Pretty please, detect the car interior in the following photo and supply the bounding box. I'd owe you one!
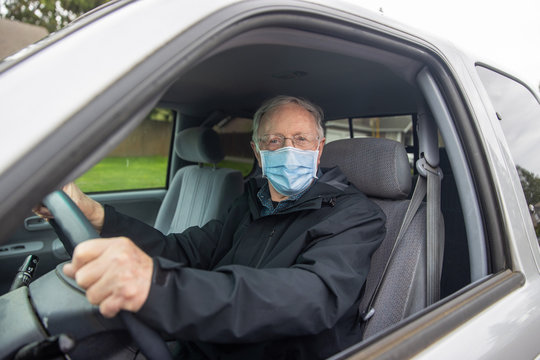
[0,14,495,359]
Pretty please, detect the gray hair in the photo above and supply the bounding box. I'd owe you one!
[252,95,324,148]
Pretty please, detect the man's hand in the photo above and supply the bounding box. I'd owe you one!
[33,182,105,232]
[63,237,153,318]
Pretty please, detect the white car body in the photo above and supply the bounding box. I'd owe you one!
[0,1,539,359]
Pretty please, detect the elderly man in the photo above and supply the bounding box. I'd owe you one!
[41,95,385,359]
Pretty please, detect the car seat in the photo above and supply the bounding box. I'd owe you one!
[320,137,431,339]
[154,127,244,234]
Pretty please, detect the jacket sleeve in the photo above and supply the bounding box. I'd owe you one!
[101,205,224,269]
[135,199,386,343]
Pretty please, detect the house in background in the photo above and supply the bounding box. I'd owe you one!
[0,18,48,60]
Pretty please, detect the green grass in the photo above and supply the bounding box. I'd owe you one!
[213,160,254,177]
[75,156,254,193]
[75,156,168,193]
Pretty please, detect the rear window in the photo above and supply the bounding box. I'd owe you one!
[325,115,415,165]
[212,117,255,177]
[326,115,413,144]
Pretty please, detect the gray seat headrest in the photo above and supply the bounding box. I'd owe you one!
[320,137,411,200]
[175,127,224,164]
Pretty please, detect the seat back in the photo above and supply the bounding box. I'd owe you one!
[154,127,244,234]
[320,137,427,338]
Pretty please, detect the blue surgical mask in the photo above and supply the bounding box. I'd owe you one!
[260,146,319,196]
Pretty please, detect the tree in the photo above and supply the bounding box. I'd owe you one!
[2,0,109,32]
[517,165,540,206]
[517,166,540,237]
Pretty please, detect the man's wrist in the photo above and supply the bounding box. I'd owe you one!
[90,202,105,233]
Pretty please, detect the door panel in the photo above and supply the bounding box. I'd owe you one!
[92,189,166,227]
[0,216,60,295]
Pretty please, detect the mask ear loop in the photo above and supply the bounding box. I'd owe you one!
[254,139,267,178]
[313,140,321,179]
[259,149,268,178]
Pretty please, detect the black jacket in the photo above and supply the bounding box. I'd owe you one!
[101,167,386,359]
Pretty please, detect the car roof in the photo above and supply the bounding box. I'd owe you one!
[162,28,423,120]
[0,0,464,123]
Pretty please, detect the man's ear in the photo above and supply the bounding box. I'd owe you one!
[316,138,326,167]
[250,141,262,168]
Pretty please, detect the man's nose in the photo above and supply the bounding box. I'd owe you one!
[283,137,294,147]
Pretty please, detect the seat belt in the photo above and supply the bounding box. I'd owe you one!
[360,176,427,322]
[360,160,444,322]
[424,161,443,305]
[415,109,444,306]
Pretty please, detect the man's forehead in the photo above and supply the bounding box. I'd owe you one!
[260,103,317,129]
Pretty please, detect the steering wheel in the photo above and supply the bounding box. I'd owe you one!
[42,190,172,360]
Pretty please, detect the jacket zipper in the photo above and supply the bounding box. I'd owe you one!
[256,226,275,268]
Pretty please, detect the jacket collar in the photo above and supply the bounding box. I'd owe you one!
[247,166,351,219]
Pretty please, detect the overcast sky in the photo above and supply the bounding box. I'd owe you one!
[353,0,540,91]
[2,0,538,90]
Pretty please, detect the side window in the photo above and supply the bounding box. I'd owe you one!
[75,108,175,192]
[212,117,255,177]
[476,66,540,238]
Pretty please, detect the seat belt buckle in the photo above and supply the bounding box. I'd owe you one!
[361,307,375,322]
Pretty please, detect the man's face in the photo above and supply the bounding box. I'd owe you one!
[250,102,326,167]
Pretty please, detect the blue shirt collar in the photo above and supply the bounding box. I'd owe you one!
[257,181,311,217]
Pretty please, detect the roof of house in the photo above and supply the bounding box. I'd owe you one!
[0,18,48,60]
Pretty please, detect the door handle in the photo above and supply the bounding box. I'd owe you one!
[24,216,52,231]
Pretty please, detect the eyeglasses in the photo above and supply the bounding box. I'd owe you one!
[258,134,320,151]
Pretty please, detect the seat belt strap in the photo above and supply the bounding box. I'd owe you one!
[360,176,427,322]
[425,163,443,305]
